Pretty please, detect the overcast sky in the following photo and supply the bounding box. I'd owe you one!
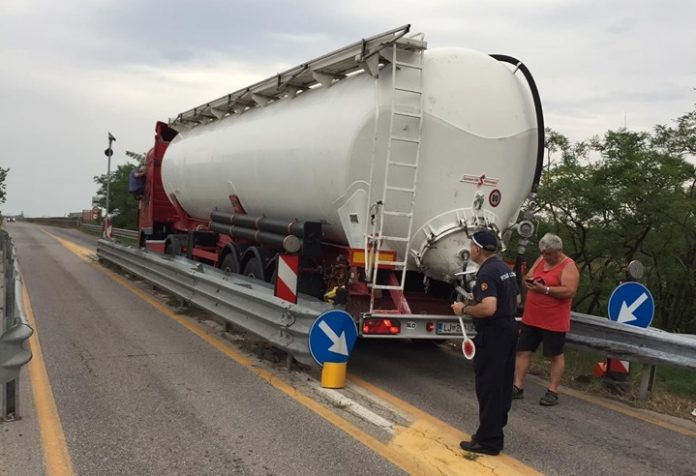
[1,0,694,217]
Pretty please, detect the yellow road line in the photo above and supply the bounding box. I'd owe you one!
[49,232,696,470]
[43,232,424,474]
[23,283,75,476]
[48,232,544,474]
[526,375,696,438]
[349,375,543,475]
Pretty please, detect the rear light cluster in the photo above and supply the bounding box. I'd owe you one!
[362,318,401,335]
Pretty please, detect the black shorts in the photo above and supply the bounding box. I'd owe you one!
[517,323,566,357]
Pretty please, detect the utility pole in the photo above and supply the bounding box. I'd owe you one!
[104,132,116,217]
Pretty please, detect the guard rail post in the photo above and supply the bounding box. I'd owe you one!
[638,363,657,401]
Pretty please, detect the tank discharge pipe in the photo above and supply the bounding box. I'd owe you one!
[211,211,304,237]
[209,222,301,253]
[489,54,545,193]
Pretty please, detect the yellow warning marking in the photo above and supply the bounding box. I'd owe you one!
[48,232,546,474]
[23,283,75,476]
[350,375,542,475]
[45,233,424,474]
[50,232,695,472]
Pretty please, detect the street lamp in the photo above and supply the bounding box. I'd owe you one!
[104,132,116,217]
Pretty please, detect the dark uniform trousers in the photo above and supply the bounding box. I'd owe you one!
[472,318,517,451]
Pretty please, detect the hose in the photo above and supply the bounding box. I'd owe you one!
[489,54,545,193]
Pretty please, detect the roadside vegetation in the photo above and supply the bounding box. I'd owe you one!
[510,104,696,419]
[528,350,696,420]
[0,165,9,222]
[507,104,696,333]
[93,159,142,229]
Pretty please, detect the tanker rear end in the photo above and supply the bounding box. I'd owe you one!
[137,26,544,340]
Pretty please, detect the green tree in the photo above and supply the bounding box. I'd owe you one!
[93,159,142,229]
[0,166,9,205]
[654,103,696,155]
[528,113,696,332]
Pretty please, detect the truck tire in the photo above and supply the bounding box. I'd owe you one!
[243,255,265,281]
[221,252,240,275]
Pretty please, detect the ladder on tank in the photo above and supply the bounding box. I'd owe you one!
[366,34,426,313]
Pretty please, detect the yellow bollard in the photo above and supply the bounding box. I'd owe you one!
[320,362,347,389]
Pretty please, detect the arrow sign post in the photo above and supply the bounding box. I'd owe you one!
[318,320,349,356]
[308,310,358,366]
[309,310,358,389]
[608,282,655,329]
[607,281,656,391]
[617,292,649,324]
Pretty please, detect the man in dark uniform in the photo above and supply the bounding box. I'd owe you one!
[128,166,146,200]
[452,229,520,456]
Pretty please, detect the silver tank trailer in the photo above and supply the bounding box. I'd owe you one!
[162,47,539,282]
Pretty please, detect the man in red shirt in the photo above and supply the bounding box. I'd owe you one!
[513,233,580,406]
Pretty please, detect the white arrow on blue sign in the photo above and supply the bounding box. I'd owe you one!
[308,310,358,366]
[608,282,655,328]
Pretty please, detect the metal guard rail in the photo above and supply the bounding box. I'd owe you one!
[83,224,139,240]
[97,239,331,367]
[567,312,696,370]
[1,233,34,421]
[97,240,696,371]
[1,241,33,386]
[4,261,34,375]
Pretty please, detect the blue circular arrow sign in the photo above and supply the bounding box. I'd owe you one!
[608,282,655,328]
[308,310,358,366]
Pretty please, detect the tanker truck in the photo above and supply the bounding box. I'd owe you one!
[136,25,544,339]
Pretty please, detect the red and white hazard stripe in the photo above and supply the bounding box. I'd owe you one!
[275,254,299,304]
[103,218,113,240]
[608,358,630,375]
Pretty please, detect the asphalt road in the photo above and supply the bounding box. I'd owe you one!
[5,223,403,476]
[3,222,695,475]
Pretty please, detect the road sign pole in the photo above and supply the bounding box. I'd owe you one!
[605,277,655,385]
[104,133,116,217]
[321,362,348,389]
[106,153,111,216]
[308,310,358,389]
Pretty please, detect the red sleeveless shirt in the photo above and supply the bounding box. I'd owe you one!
[522,256,575,332]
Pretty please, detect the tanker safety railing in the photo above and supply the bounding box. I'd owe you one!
[96,239,696,373]
[97,239,332,367]
[170,24,425,129]
[0,230,34,421]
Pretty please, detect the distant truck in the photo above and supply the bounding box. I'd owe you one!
[135,25,544,339]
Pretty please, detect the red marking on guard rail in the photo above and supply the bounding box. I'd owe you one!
[275,254,299,304]
[103,219,112,240]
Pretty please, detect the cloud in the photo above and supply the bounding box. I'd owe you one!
[0,0,695,216]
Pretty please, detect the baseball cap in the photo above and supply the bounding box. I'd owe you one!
[471,229,498,251]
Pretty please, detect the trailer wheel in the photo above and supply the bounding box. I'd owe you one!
[243,255,265,281]
[221,252,240,275]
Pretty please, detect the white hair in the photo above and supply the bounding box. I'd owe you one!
[539,233,563,252]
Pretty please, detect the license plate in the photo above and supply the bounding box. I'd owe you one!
[436,321,475,335]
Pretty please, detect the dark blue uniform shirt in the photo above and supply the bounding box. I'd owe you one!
[472,256,519,329]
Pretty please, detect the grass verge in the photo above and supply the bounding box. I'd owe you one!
[528,349,696,422]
